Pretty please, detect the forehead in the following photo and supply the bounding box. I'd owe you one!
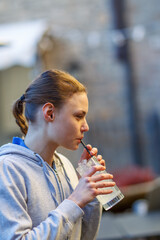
[63,92,88,112]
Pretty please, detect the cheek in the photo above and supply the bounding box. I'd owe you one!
[64,123,77,137]
[56,121,73,138]
[61,123,79,144]
[53,117,79,140]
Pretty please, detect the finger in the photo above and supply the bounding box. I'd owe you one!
[99,159,106,167]
[97,155,102,161]
[90,147,98,157]
[86,144,92,151]
[91,173,113,182]
[95,180,115,189]
[80,144,92,161]
[83,175,115,188]
[84,165,106,177]
[96,155,106,167]
[96,188,113,195]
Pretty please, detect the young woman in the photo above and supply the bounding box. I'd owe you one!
[0,70,114,240]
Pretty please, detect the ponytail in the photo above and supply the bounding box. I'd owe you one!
[12,97,28,136]
[12,69,87,136]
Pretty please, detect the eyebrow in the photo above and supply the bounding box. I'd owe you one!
[73,110,87,116]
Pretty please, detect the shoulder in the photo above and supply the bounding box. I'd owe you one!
[0,155,27,197]
[0,154,21,172]
[0,146,42,186]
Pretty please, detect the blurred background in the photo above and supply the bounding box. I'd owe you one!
[0,0,160,239]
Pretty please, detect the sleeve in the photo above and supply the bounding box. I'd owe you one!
[81,199,102,240]
[0,159,84,240]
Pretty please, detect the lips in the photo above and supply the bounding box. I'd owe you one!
[77,137,83,141]
[76,137,83,143]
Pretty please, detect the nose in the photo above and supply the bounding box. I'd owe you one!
[81,119,89,132]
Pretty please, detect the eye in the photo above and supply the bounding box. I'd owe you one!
[76,115,83,120]
[74,111,86,120]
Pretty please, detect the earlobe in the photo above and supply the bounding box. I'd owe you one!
[42,103,55,122]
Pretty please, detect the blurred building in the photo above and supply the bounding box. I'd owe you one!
[0,0,160,176]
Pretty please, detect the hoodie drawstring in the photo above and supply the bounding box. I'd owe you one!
[35,153,61,206]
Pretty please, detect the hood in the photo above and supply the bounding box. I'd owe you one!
[0,142,73,205]
[0,143,41,166]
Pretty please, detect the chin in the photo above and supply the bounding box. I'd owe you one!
[65,143,79,151]
[73,145,79,150]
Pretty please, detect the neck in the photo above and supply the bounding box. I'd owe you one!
[24,131,58,167]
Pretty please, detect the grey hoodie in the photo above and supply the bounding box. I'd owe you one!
[0,143,102,240]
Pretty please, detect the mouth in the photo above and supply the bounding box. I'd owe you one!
[76,137,83,143]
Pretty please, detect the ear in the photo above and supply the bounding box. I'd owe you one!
[42,103,55,122]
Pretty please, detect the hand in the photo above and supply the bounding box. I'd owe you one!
[68,164,115,208]
[80,144,106,167]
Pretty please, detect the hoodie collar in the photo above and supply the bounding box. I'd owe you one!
[12,137,29,149]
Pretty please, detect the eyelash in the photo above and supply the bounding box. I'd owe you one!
[76,115,83,120]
